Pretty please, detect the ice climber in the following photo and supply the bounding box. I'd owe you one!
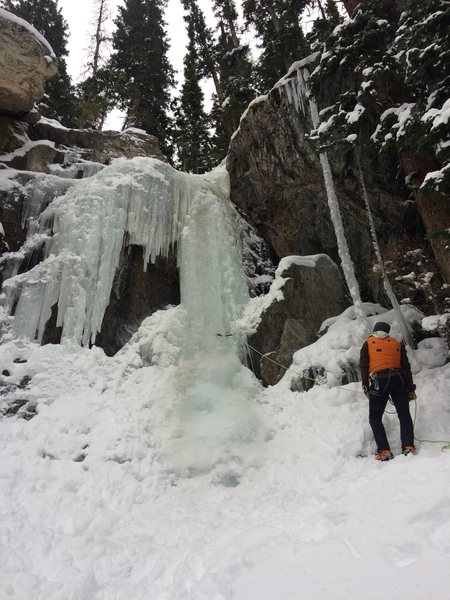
[360,321,416,461]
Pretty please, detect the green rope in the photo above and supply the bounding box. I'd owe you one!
[243,338,364,395]
[221,332,450,451]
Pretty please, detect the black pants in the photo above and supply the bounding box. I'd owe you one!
[369,371,414,452]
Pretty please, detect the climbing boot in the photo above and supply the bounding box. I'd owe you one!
[402,445,416,456]
[375,450,394,462]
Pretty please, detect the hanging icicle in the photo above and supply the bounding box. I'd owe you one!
[355,152,417,349]
[1,158,249,351]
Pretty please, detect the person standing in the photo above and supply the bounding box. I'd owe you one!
[360,321,416,461]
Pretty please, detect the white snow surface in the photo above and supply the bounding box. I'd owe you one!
[0,8,56,60]
[1,301,449,600]
[0,139,55,162]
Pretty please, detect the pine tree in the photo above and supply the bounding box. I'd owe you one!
[181,0,223,105]
[175,14,212,173]
[212,0,256,152]
[242,0,310,91]
[1,0,77,125]
[307,0,342,48]
[77,66,116,130]
[111,0,174,158]
[392,0,450,282]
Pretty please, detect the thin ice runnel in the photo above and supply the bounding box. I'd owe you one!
[355,154,416,349]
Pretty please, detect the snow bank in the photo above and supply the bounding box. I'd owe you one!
[289,303,425,387]
[0,301,449,599]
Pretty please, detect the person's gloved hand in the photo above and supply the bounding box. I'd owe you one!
[409,391,417,401]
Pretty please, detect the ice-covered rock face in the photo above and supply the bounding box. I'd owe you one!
[2,157,249,355]
[0,9,58,115]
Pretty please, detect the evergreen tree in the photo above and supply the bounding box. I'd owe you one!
[175,14,213,173]
[242,0,310,91]
[212,0,256,154]
[1,0,77,125]
[393,0,450,178]
[181,0,223,104]
[307,0,342,48]
[111,0,174,158]
[77,66,116,130]
[309,0,450,288]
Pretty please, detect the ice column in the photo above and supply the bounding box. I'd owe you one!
[355,155,416,348]
[179,169,249,358]
[282,66,368,329]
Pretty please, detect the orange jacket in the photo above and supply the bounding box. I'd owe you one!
[367,335,401,374]
[359,335,414,391]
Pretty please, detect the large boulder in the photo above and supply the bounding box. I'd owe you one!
[0,9,58,115]
[248,254,349,386]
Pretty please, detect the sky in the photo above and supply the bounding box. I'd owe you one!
[59,0,218,84]
[58,0,235,129]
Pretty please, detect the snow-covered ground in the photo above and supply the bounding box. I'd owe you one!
[0,303,449,600]
[1,150,448,599]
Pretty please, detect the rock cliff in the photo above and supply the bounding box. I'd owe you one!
[227,73,419,304]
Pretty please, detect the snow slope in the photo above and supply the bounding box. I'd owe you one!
[0,149,448,599]
[0,304,449,600]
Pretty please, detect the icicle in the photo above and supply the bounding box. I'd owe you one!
[2,158,249,351]
[303,68,369,333]
[21,176,73,232]
[355,154,417,349]
[279,68,309,118]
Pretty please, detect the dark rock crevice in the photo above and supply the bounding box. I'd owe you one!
[95,245,180,356]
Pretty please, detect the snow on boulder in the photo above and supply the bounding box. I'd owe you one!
[0,8,58,115]
[242,254,349,386]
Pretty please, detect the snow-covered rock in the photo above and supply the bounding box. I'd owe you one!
[243,254,348,386]
[0,8,58,115]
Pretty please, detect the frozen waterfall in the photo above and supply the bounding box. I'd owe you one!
[2,157,249,354]
[1,157,265,478]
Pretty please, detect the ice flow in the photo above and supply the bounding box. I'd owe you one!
[3,157,249,352]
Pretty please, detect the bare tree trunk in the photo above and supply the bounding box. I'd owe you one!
[342,0,360,16]
[266,1,281,33]
[92,0,109,76]
[317,0,327,20]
